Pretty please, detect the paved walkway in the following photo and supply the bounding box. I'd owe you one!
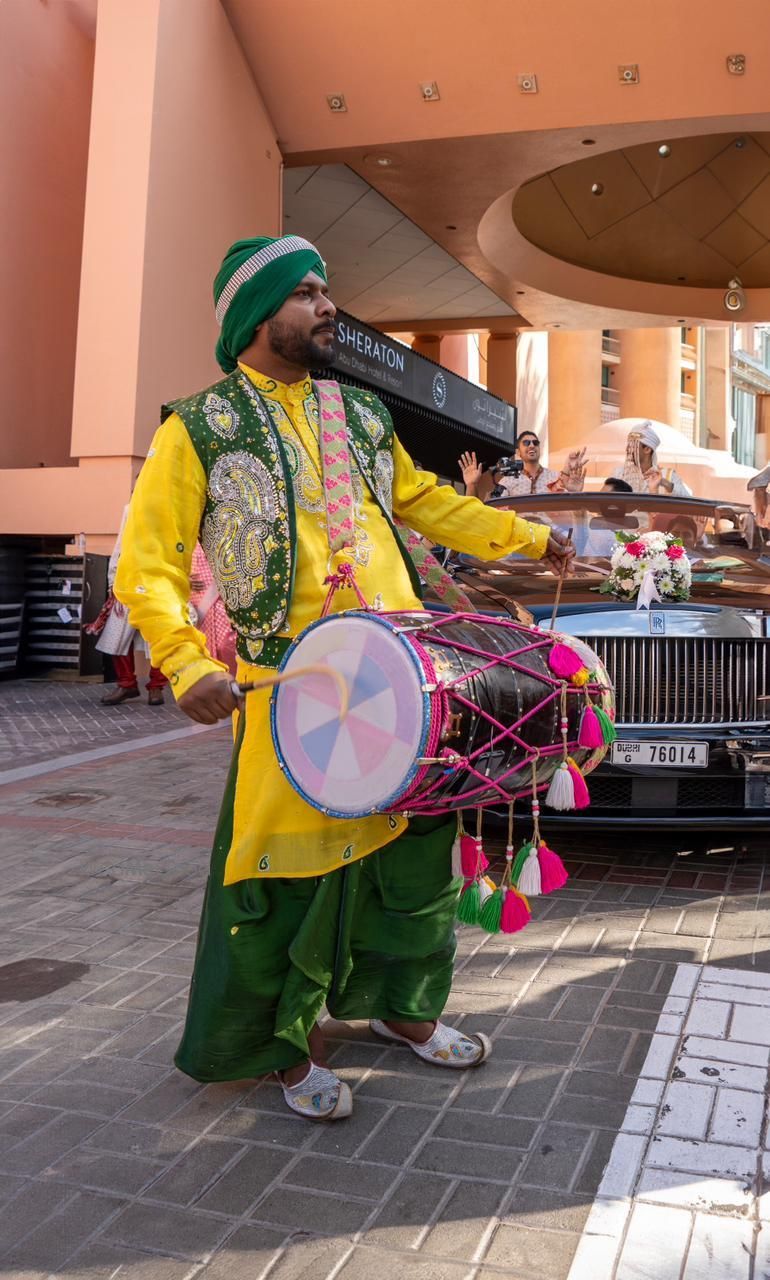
[0,684,767,1278]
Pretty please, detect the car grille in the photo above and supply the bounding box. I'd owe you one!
[587,776,745,810]
[584,636,770,727]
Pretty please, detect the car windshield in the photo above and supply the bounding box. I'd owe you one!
[450,492,770,612]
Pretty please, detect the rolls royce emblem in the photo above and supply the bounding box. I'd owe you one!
[650,610,665,634]
[432,371,448,410]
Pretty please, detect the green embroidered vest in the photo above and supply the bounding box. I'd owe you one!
[162,370,421,664]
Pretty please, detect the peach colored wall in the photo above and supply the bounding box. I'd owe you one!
[134,0,282,454]
[516,332,549,457]
[548,330,603,454]
[0,0,93,471]
[618,328,681,426]
[0,0,281,542]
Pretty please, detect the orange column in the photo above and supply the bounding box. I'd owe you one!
[439,334,470,379]
[486,334,517,402]
[618,328,681,427]
[547,330,602,454]
[703,328,732,451]
[411,335,441,363]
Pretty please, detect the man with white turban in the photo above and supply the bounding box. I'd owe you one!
[114,233,571,1123]
[614,422,692,496]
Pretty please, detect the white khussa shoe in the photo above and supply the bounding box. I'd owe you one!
[278,1062,352,1120]
[370,1019,491,1068]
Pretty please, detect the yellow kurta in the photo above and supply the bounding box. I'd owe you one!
[115,365,550,882]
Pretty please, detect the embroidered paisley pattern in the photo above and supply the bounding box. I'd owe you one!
[352,399,385,444]
[203,393,239,440]
[202,452,279,611]
[238,376,272,424]
[373,449,394,514]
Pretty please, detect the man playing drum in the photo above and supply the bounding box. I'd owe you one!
[115,234,571,1121]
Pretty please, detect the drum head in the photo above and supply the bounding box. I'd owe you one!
[272,613,428,817]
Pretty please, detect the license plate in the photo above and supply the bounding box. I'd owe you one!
[611,741,709,768]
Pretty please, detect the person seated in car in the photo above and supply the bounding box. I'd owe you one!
[614,423,692,496]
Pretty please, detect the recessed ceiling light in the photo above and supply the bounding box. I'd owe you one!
[445,224,457,230]
[581,138,596,146]
[364,153,395,168]
[658,143,671,157]
[735,137,747,149]
[677,319,686,324]
[618,64,640,84]
[517,73,538,94]
[420,81,440,102]
[326,93,347,113]
[677,276,687,282]
[727,53,746,75]
[591,182,604,196]
[516,290,526,295]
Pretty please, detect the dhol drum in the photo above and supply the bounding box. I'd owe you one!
[271,609,614,819]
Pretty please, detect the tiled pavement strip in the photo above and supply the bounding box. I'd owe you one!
[0,682,768,1277]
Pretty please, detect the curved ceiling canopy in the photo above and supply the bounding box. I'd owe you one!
[513,132,770,290]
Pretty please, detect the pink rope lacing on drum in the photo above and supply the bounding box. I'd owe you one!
[386,611,605,815]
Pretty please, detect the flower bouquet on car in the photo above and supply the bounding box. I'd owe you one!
[600,530,691,608]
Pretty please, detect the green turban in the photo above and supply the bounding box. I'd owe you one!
[213,235,327,372]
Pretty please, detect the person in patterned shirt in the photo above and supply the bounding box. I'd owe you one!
[459,431,587,500]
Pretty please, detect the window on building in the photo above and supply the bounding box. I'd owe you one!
[601,364,611,388]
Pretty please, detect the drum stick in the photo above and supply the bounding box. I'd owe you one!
[233,663,349,719]
[549,527,573,631]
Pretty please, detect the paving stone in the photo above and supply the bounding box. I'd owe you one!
[363,1172,450,1249]
[49,1147,162,1195]
[413,1135,523,1181]
[3,1112,104,1174]
[681,1034,769,1068]
[355,1104,437,1165]
[338,1247,469,1280]
[615,1200,692,1280]
[646,1134,757,1180]
[673,1056,767,1092]
[495,1013,585,1044]
[565,1070,636,1104]
[731,1003,770,1046]
[433,1108,537,1150]
[252,1186,374,1236]
[85,1119,191,1161]
[550,1093,629,1131]
[708,1086,764,1147]
[484,1222,581,1275]
[283,1154,397,1201]
[637,1166,753,1214]
[102,1200,230,1260]
[595,1133,647,1198]
[578,1027,636,1073]
[27,1079,137,1118]
[501,1065,567,1119]
[2,1190,123,1272]
[682,1211,753,1280]
[62,1242,195,1280]
[356,1054,458,1105]
[143,1137,246,1205]
[520,1123,592,1190]
[0,1179,75,1252]
[573,1128,619,1195]
[657,1080,715,1139]
[421,1178,506,1261]
[504,1184,593,1234]
[196,1145,294,1215]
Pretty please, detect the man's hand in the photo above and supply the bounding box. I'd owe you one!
[562,447,588,492]
[544,531,575,575]
[645,467,664,492]
[178,671,241,725]
[459,451,484,490]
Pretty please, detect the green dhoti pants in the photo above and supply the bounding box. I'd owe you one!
[175,760,459,1081]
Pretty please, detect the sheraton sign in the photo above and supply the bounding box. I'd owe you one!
[332,312,516,445]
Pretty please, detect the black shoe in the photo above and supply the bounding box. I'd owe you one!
[147,689,165,706]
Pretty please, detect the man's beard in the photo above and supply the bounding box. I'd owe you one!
[266,316,336,369]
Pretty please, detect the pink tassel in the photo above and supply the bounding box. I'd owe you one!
[537,843,569,894]
[548,642,584,679]
[500,886,531,934]
[566,757,590,809]
[460,833,488,880]
[578,704,604,749]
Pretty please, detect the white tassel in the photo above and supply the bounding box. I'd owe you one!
[517,846,542,896]
[478,877,494,905]
[546,761,576,811]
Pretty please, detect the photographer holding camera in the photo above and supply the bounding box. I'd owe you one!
[459,432,587,500]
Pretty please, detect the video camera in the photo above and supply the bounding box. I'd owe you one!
[494,455,524,477]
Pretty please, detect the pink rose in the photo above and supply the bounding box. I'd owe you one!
[667,544,685,560]
[626,541,646,557]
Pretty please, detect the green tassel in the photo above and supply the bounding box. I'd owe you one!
[479,888,504,933]
[511,841,535,885]
[457,881,481,926]
[595,706,618,744]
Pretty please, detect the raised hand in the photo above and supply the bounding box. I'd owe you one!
[458,451,484,487]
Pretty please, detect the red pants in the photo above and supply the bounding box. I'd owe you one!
[112,651,167,691]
